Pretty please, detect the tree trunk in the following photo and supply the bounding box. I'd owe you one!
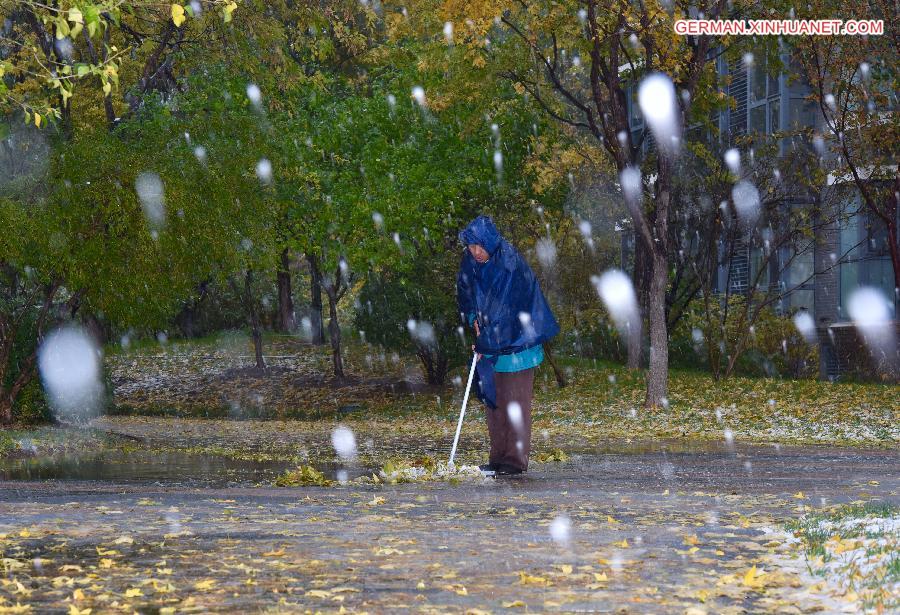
[276,249,296,333]
[645,157,672,409]
[324,286,344,380]
[625,317,642,371]
[646,250,669,408]
[0,395,11,425]
[885,216,900,297]
[629,234,651,369]
[543,343,567,388]
[243,270,266,371]
[306,254,326,345]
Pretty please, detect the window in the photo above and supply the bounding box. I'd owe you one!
[749,106,767,134]
[838,201,897,320]
[865,211,890,256]
[746,54,781,138]
[751,60,767,102]
[769,99,780,132]
[629,86,641,126]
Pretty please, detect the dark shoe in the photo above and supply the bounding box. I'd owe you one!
[479,463,497,477]
[495,464,524,476]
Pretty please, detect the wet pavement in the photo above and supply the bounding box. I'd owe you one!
[1,441,897,613]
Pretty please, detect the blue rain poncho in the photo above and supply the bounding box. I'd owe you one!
[456,215,560,409]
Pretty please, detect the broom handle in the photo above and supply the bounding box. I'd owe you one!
[449,352,479,465]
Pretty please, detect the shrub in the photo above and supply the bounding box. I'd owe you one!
[681,296,818,379]
[354,258,467,386]
[565,307,628,363]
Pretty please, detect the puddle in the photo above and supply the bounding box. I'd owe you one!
[0,449,372,486]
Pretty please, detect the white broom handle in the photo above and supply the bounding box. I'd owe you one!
[449,352,479,465]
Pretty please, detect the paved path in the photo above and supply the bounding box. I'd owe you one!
[1,442,897,613]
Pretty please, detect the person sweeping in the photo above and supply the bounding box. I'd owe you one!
[456,215,560,476]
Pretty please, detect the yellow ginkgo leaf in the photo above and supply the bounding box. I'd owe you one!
[171,4,186,27]
[742,565,765,588]
[518,571,549,586]
[793,491,806,499]
[223,1,237,23]
[123,587,142,597]
[502,600,526,608]
[193,579,216,590]
[68,605,91,615]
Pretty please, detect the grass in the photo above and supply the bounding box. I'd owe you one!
[786,502,899,612]
[0,425,114,459]
[97,334,900,447]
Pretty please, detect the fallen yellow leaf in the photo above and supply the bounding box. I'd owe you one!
[742,566,765,588]
[518,571,549,586]
[305,590,331,598]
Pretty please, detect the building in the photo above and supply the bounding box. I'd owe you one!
[624,50,898,380]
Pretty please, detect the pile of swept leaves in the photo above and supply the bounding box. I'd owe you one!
[273,451,576,488]
[274,465,331,487]
[372,457,483,484]
[782,503,899,613]
[274,457,485,488]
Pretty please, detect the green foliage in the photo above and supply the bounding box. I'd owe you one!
[1,0,244,127]
[354,255,467,385]
[680,297,818,379]
[565,308,628,363]
[11,380,51,425]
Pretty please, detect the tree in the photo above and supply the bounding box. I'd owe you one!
[1,0,242,133]
[355,255,467,385]
[681,131,854,379]
[0,119,225,422]
[430,0,732,406]
[791,0,899,294]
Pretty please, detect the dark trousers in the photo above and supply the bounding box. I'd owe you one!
[486,368,535,471]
